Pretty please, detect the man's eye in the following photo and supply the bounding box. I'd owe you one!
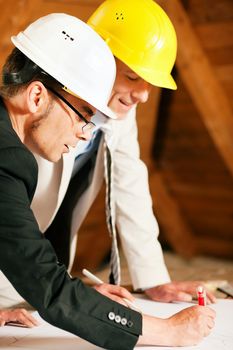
[127,75,139,81]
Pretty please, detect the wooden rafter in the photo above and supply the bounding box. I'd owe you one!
[158,0,233,178]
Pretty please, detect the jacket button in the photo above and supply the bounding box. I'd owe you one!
[121,317,127,326]
[115,315,121,323]
[127,320,134,328]
[108,312,115,321]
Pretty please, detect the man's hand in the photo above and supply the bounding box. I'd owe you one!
[94,283,135,306]
[138,305,216,347]
[166,305,216,346]
[145,281,217,304]
[0,308,39,327]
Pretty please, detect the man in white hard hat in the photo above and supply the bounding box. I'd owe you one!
[36,0,216,306]
[0,11,216,349]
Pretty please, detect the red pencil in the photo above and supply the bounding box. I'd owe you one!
[197,285,206,306]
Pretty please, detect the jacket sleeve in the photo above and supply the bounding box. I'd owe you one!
[111,109,171,290]
[0,147,142,350]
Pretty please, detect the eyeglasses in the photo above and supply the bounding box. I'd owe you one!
[45,85,96,135]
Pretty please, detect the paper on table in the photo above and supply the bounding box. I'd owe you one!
[0,297,233,350]
[0,311,102,350]
[135,296,233,350]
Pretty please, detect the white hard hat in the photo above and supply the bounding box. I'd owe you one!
[11,13,116,118]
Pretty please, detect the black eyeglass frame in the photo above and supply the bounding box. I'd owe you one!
[45,85,96,134]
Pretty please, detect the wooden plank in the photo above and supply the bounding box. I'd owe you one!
[157,0,233,178]
[215,65,233,82]
[206,46,233,65]
[46,0,102,5]
[195,21,233,49]
[197,237,233,258]
[187,0,233,24]
[149,171,198,258]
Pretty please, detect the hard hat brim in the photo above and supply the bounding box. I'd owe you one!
[127,63,177,90]
[143,71,177,90]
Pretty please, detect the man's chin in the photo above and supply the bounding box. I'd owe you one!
[45,153,62,163]
[111,107,133,119]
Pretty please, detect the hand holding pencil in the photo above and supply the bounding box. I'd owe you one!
[82,269,216,347]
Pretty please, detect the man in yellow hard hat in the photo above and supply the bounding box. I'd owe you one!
[84,0,217,303]
[35,0,216,304]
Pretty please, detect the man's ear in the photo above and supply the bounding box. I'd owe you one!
[26,81,47,113]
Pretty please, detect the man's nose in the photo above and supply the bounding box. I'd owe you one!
[76,124,93,141]
[132,82,151,103]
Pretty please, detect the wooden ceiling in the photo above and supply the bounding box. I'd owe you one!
[141,0,233,259]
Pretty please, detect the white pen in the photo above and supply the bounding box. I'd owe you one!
[82,268,142,313]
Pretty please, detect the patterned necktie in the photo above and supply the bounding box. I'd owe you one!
[104,142,121,285]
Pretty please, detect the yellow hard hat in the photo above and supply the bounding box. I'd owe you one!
[88,0,177,90]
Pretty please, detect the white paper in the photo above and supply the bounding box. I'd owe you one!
[0,298,232,350]
[135,297,233,350]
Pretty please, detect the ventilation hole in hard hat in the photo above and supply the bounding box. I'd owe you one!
[62,30,74,41]
[115,12,124,20]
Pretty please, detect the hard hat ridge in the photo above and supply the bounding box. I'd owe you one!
[11,13,117,118]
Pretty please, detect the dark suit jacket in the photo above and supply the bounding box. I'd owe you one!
[0,98,142,350]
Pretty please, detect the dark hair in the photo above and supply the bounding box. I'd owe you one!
[0,48,61,98]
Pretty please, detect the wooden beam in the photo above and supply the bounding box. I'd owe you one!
[149,171,198,258]
[197,236,233,259]
[157,0,233,178]
[195,21,233,49]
